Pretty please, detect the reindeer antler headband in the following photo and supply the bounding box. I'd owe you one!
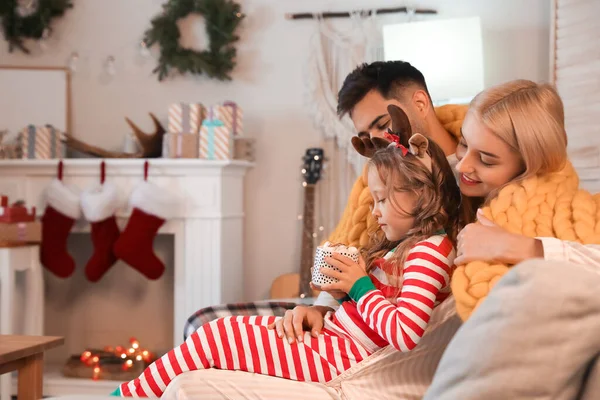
[351,105,433,173]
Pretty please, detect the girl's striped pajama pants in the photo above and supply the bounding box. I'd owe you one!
[119,315,370,397]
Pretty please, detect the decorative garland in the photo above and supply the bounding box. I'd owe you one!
[143,0,244,81]
[0,0,73,53]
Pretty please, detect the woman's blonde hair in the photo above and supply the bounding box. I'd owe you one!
[470,79,568,180]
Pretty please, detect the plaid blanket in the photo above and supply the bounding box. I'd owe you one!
[183,301,299,340]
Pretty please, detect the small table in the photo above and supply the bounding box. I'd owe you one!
[0,335,64,400]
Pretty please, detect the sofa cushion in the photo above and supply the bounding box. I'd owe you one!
[424,259,600,400]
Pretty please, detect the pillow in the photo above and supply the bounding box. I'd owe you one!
[424,259,600,400]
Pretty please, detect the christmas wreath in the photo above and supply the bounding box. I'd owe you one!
[0,0,73,53]
[143,0,244,81]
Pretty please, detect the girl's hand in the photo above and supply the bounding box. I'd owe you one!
[309,281,346,300]
[455,210,543,265]
[320,254,368,294]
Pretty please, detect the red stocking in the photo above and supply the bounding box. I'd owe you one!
[81,182,121,282]
[113,181,177,280]
[40,179,81,278]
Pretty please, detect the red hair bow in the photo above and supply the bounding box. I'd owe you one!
[383,131,408,156]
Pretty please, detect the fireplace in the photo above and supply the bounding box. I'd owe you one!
[0,158,252,396]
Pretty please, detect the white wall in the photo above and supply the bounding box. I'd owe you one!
[0,0,550,307]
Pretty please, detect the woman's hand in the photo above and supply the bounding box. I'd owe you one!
[319,254,368,294]
[267,305,330,344]
[455,210,544,265]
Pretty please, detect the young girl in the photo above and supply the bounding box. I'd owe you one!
[113,113,461,397]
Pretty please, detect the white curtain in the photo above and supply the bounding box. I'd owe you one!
[305,12,385,235]
[552,0,600,170]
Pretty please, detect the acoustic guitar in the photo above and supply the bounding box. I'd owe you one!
[270,148,324,300]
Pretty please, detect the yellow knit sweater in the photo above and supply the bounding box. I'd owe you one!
[326,104,468,247]
[452,161,600,321]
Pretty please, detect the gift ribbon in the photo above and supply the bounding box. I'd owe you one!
[47,125,57,158]
[175,103,193,157]
[203,119,224,159]
[181,103,191,134]
[27,125,35,159]
[223,101,239,136]
[176,133,183,158]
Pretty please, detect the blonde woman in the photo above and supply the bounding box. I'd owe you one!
[425,79,600,399]
[452,79,600,268]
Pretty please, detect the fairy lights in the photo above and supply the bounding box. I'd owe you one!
[78,337,154,380]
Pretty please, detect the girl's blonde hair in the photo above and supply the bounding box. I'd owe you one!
[364,139,461,292]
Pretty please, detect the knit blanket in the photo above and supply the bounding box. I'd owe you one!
[327,104,468,248]
[452,161,600,320]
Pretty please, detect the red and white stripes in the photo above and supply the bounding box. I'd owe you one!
[334,235,455,353]
[119,235,455,398]
[120,315,367,397]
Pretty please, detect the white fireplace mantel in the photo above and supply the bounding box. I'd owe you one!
[0,158,253,347]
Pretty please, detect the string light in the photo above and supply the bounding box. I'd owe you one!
[297,180,326,243]
[78,337,154,380]
[68,51,79,73]
[139,40,151,58]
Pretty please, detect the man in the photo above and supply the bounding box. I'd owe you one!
[184,60,467,341]
[337,60,458,155]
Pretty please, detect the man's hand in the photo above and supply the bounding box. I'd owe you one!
[267,305,331,344]
[455,210,543,265]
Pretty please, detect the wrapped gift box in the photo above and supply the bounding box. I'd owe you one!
[0,196,36,223]
[168,103,205,134]
[199,119,233,160]
[18,125,66,159]
[0,221,41,244]
[162,133,199,158]
[207,101,243,137]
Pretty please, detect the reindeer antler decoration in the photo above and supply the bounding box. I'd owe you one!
[63,113,165,158]
[351,105,413,158]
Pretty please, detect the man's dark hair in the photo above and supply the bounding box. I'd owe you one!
[337,61,430,117]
